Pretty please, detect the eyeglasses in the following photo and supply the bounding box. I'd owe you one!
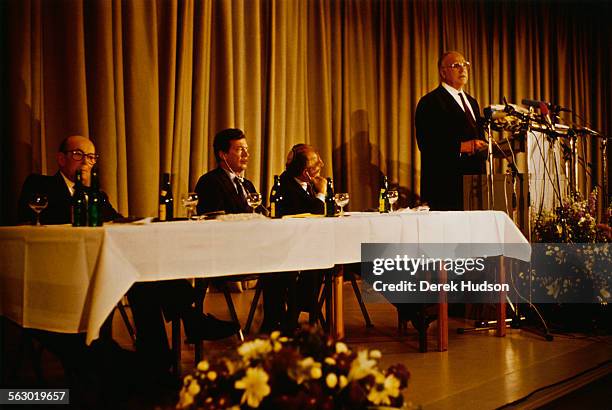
[63,150,100,163]
[444,61,471,70]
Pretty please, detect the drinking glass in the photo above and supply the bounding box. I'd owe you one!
[29,193,48,226]
[388,190,399,212]
[181,192,199,220]
[246,192,262,213]
[334,193,350,216]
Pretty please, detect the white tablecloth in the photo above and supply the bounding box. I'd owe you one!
[0,211,529,343]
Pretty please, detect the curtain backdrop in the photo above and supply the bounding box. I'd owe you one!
[4,0,610,223]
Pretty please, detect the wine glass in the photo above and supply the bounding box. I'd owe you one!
[334,193,350,216]
[29,193,48,226]
[388,190,399,212]
[246,192,262,213]
[181,192,199,220]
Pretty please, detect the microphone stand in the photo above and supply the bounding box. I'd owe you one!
[485,120,495,210]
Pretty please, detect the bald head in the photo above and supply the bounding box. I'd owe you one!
[439,51,470,90]
[57,135,97,185]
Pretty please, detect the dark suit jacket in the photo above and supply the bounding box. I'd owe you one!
[415,85,486,210]
[277,171,325,216]
[17,172,120,225]
[195,167,261,215]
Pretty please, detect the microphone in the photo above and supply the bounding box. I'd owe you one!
[521,98,571,113]
[223,157,244,183]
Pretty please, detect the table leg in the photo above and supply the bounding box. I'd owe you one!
[437,268,448,352]
[329,265,345,340]
[496,256,506,337]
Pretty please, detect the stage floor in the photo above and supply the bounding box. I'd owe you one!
[4,282,610,409]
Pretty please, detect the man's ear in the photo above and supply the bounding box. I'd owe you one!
[57,152,66,167]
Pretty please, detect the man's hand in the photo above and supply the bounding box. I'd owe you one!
[460,139,488,155]
[312,176,327,195]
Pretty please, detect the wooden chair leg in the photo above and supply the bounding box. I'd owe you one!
[172,318,181,377]
[244,280,263,335]
[194,279,209,364]
[116,301,137,347]
[348,272,374,328]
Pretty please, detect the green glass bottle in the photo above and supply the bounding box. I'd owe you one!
[325,177,335,217]
[88,166,103,226]
[158,173,174,221]
[269,175,282,218]
[379,175,390,213]
[72,169,88,226]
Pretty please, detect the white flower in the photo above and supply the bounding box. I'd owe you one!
[369,349,382,359]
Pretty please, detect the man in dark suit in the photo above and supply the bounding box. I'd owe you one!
[17,135,238,377]
[415,51,487,211]
[195,128,264,215]
[277,143,326,216]
[261,144,327,333]
[18,135,119,225]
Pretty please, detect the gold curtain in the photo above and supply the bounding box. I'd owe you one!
[4,0,610,222]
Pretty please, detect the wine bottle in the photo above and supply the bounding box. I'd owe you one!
[72,169,88,226]
[88,166,103,226]
[379,175,390,213]
[325,177,335,217]
[158,173,174,221]
[269,175,282,218]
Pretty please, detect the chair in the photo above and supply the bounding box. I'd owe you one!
[317,265,374,329]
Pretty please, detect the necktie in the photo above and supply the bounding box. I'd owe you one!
[459,92,477,129]
[306,183,316,198]
[234,177,246,201]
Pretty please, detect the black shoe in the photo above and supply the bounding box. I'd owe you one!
[184,313,240,343]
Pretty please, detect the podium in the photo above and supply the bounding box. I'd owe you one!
[463,174,529,237]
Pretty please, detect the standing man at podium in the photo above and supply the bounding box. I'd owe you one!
[415,51,487,211]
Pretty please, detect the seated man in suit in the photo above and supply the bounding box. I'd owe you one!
[18,135,238,376]
[195,128,265,215]
[261,144,327,333]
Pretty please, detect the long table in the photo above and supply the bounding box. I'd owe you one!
[0,210,530,348]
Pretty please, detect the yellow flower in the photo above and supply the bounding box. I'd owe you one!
[177,389,194,409]
[238,339,272,362]
[335,342,349,354]
[326,373,338,388]
[207,371,217,381]
[197,360,209,372]
[348,350,377,381]
[369,349,382,359]
[367,373,401,405]
[235,367,271,408]
[292,357,322,384]
[187,380,200,396]
[339,375,348,388]
[324,357,336,366]
[311,366,322,379]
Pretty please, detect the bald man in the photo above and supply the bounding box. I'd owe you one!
[415,51,487,211]
[18,135,119,224]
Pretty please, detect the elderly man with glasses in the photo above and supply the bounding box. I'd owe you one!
[18,135,118,224]
[415,51,487,212]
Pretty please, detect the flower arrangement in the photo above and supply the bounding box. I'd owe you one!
[176,326,411,410]
[526,189,611,304]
